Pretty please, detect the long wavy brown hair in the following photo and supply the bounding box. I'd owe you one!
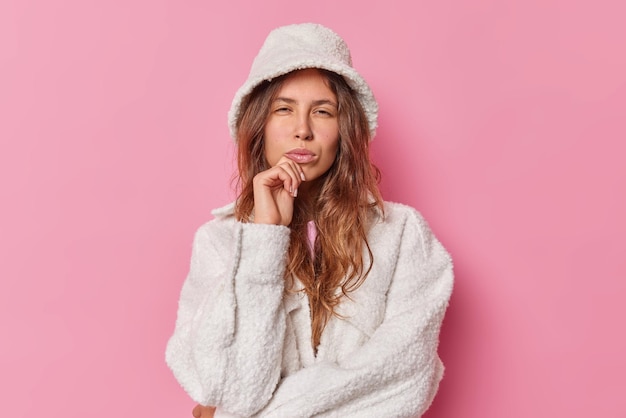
[234,69,384,350]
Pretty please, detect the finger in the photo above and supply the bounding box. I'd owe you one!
[260,163,297,197]
[269,164,296,196]
[280,165,298,197]
[276,159,303,196]
[256,165,296,198]
[253,158,303,198]
[277,156,306,181]
[192,404,202,418]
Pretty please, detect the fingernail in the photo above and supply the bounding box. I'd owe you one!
[294,188,298,197]
[300,172,306,181]
[289,185,293,194]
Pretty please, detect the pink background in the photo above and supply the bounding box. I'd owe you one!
[1,0,625,416]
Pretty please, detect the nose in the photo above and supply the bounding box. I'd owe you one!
[294,114,313,141]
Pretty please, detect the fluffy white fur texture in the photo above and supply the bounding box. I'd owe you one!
[166,201,453,417]
[227,23,379,141]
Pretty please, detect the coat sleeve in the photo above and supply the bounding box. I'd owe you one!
[165,219,291,417]
[256,208,454,418]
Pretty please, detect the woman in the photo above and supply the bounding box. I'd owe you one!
[166,23,453,418]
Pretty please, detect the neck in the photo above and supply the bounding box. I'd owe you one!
[295,178,323,221]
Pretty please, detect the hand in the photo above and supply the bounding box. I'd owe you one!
[253,157,305,226]
[192,404,216,418]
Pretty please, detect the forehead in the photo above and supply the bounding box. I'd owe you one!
[276,69,336,99]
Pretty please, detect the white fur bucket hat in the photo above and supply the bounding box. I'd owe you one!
[228,23,378,141]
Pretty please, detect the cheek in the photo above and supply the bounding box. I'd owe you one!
[320,123,340,159]
[263,145,280,167]
[322,139,340,169]
[263,127,281,167]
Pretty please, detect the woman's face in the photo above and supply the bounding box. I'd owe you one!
[263,69,340,183]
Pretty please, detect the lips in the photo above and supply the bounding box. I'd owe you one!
[285,148,316,164]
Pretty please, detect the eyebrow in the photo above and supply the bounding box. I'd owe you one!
[274,97,338,107]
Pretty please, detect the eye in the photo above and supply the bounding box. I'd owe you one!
[314,108,335,117]
[274,106,291,114]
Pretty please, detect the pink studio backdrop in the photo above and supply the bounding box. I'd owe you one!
[1,0,625,417]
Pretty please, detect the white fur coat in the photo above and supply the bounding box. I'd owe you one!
[166,201,453,417]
